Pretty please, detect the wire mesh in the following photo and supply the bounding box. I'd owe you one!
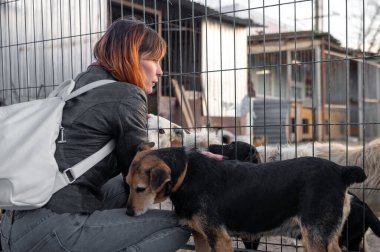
[1,0,380,251]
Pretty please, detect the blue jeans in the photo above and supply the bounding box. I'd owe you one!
[0,176,190,252]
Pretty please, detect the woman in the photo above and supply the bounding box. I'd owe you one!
[0,18,190,252]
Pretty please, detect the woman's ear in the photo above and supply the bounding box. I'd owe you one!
[137,142,155,152]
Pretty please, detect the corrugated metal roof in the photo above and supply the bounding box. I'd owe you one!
[157,0,261,27]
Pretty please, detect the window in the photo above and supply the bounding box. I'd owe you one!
[340,120,346,135]
[302,119,309,134]
[255,69,273,96]
[291,118,296,133]
[305,77,313,98]
[325,120,330,137]
[290,49,314,99]
[291,64,304,83]
[290,86,302,100]
[251,52,287,98]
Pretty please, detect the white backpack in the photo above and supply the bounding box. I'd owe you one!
[0,79,116,210]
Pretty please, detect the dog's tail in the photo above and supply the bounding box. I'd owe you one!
[341,166,367,185]
[364,203,380,237]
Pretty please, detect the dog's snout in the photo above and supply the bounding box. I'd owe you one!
[126,207,136,216]
[126,201,136,216]
[174,128,184,137]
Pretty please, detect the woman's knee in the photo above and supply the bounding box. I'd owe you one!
[101,175,129,209]
[127,226,190,252]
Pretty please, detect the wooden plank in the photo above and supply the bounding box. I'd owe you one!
[180,84,195,126]
[171,79,194,128]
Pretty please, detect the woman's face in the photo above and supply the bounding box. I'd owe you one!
[140,54,163,94]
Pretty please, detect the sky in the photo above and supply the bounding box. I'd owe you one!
[194,0,380,53]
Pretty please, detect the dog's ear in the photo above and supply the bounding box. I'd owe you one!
[137,142,155,152]
[149,168,173,202]
[243,146,262,164]
[149,168,171,192]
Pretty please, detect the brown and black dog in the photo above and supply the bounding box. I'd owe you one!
[209,142,380,252]
[126,143,366,252]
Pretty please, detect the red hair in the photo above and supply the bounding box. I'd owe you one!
[93,18,166,89]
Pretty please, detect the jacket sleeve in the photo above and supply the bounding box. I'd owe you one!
[115,91,148,177]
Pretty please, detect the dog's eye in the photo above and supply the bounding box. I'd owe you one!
[136,187,146,193]
[158,129,165,134]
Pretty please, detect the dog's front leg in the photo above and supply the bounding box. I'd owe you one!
[208,227,233,252]
[186,216,212,252]
[193,231,211,252]
[327,237,342,252]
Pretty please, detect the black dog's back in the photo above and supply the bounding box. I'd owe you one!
[174,152,363,236]
[209,141,366,185]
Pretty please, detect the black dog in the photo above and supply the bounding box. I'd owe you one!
[126,143,366,252]
[210,141,380,251]
[208,141,262,164]
[341,192,380,251]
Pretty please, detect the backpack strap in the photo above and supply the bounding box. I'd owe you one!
[53,79,117,191]
[53,139,116,192]
[64,79,116,101]
[48,80,76,98]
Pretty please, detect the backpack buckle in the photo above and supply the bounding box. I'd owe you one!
[58,126,67,144]
[63,168,75,183]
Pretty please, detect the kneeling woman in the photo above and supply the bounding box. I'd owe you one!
[0,18,190,252]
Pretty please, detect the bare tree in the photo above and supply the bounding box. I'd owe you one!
[357,0,380,52]
[368,24,380,52]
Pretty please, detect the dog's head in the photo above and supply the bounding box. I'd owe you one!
[208,141,262,164]
[126,143,188,216]
[147,114,185,149]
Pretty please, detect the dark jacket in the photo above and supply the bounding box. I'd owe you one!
[44,65,147,213]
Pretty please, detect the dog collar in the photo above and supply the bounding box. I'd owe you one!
[200,151,224,160]
[171,164,188,193]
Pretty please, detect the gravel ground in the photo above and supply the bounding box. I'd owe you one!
[251,231,379,252]
[178,231,380,251]
[152,199,380,252]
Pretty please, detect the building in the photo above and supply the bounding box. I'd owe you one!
[249,31,380,143]
[0,0,260,137]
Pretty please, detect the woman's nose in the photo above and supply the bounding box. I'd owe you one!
[157,64,163,76]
